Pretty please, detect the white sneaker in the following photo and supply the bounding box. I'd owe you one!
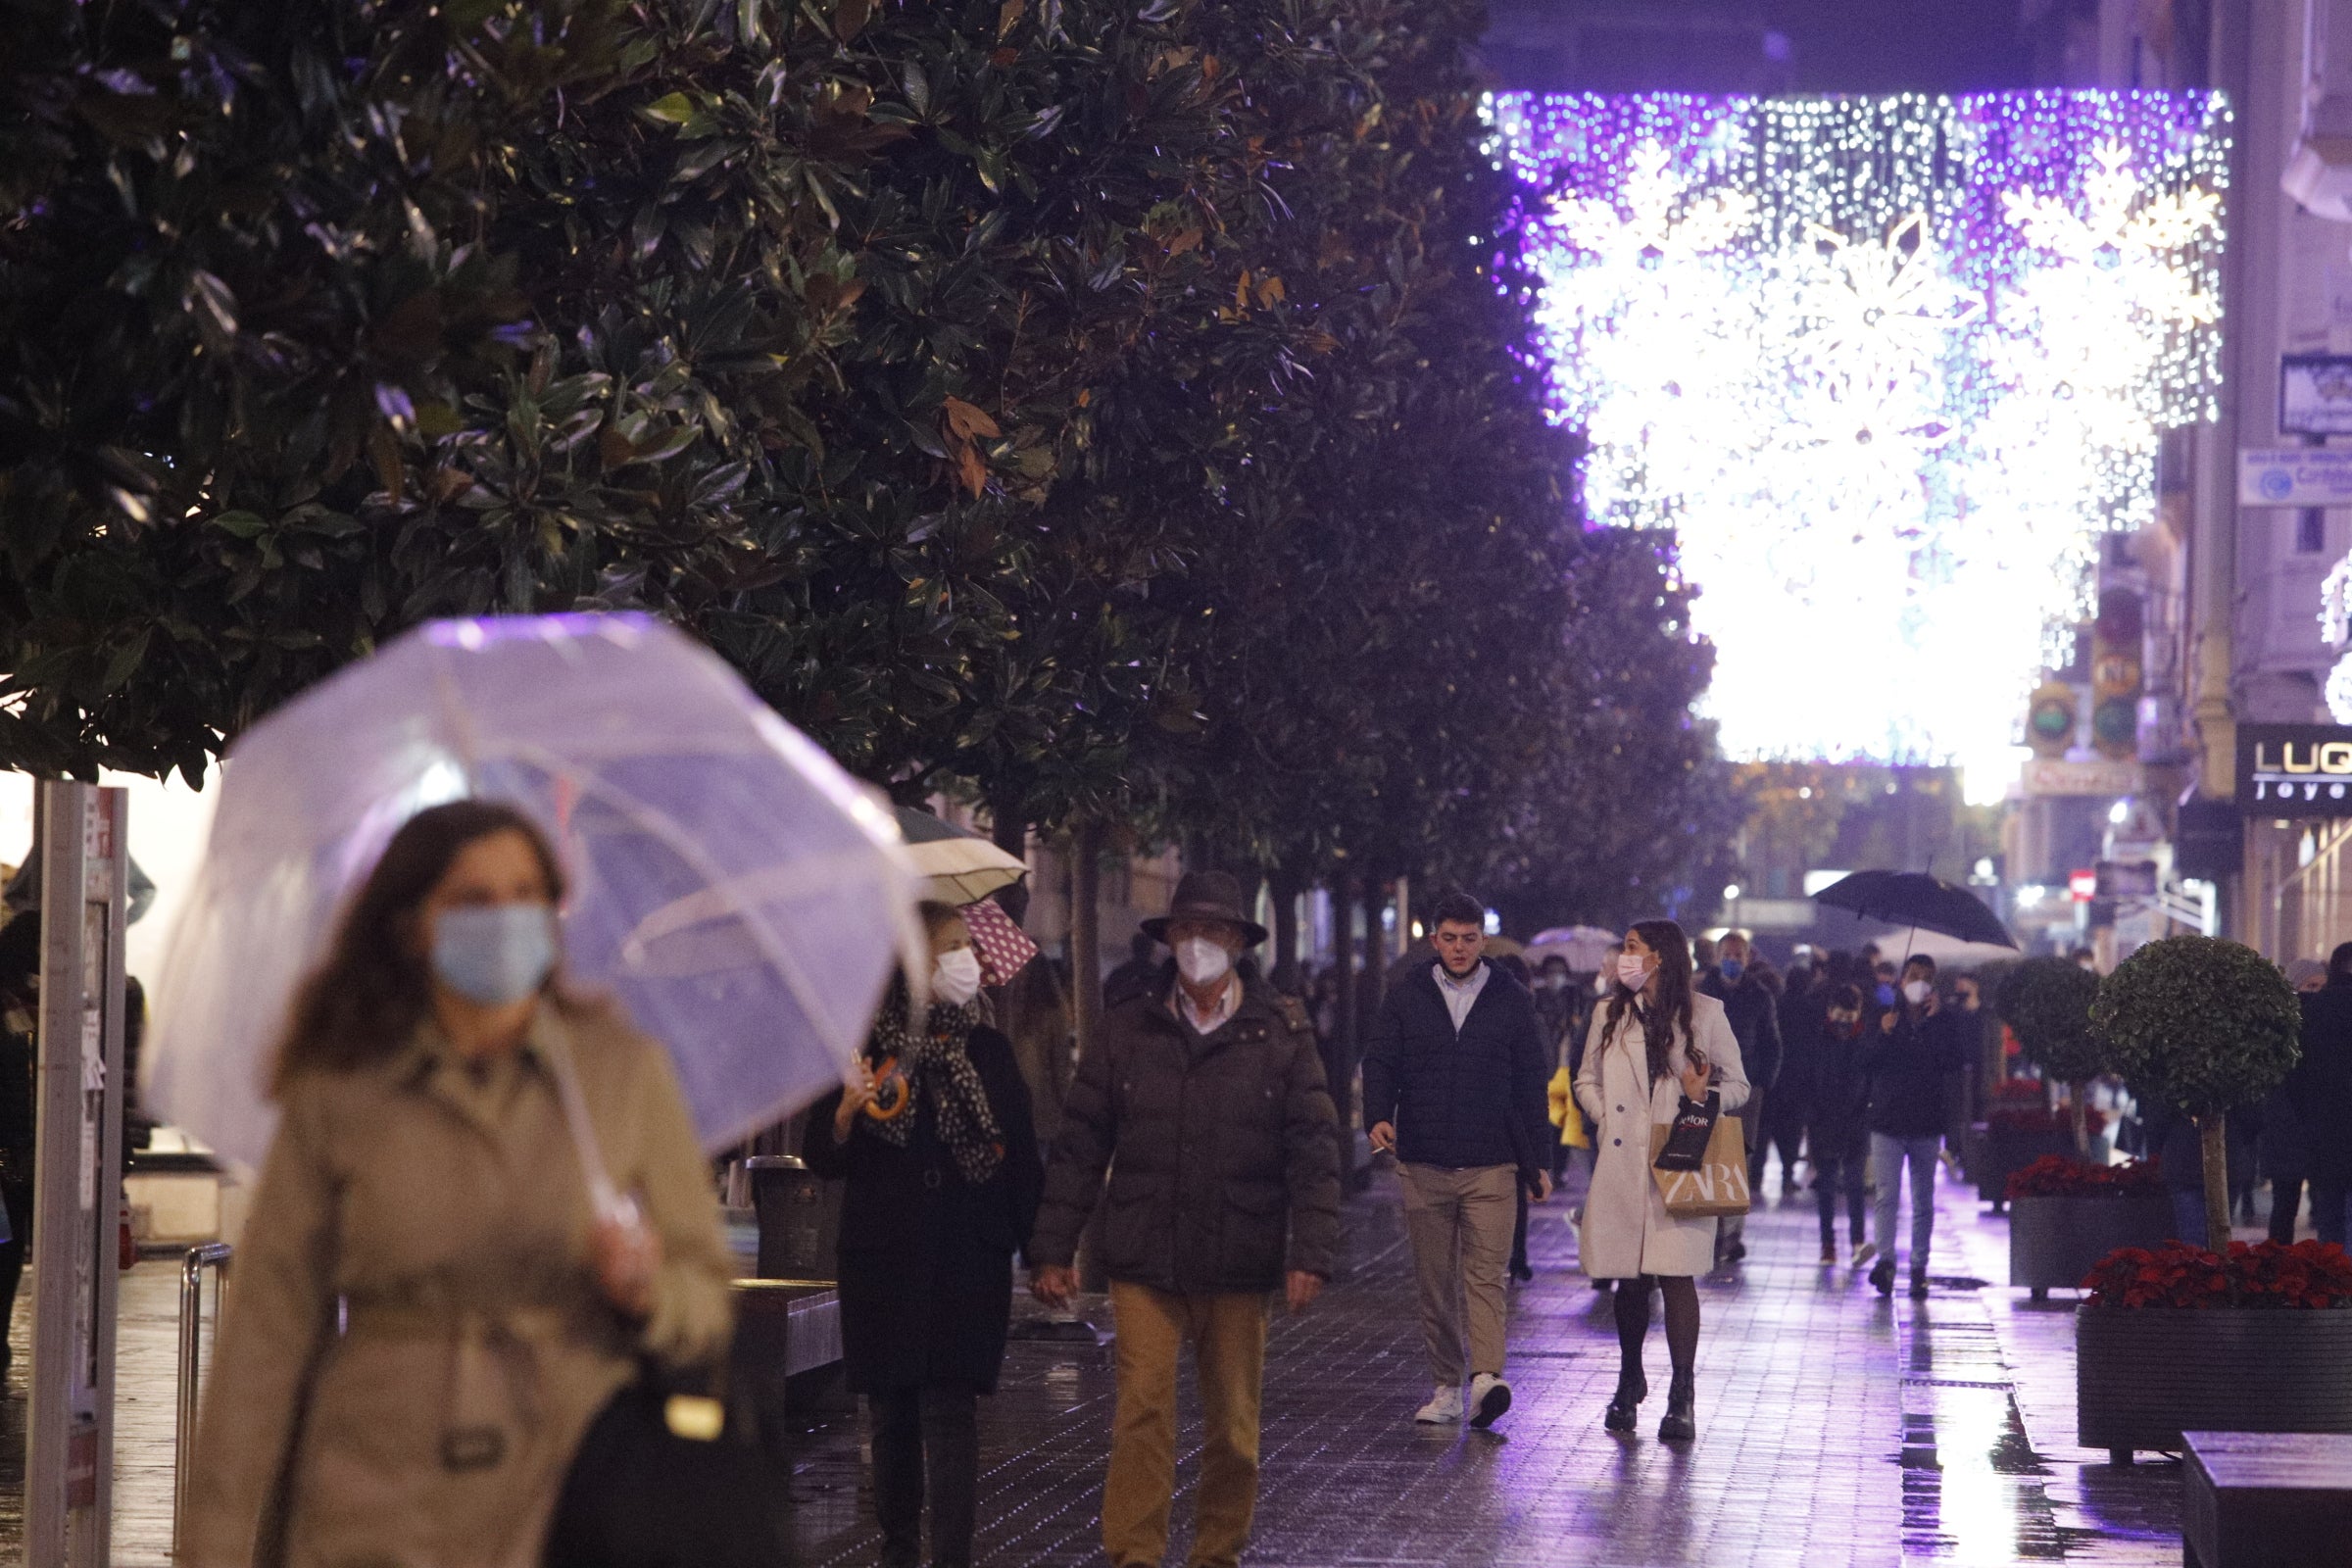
[1413,1386,1463,1424]
[1853,1242,1880,1269]
[1468,1372,1512,1429]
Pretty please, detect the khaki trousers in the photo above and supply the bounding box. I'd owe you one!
[1397,1162,1517,1387]
[1102,1281,1269,1568]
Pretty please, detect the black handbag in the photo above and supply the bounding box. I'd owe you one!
[542,1368,784,1568]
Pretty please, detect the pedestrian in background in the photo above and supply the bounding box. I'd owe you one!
[1695,930,1779,1264]
[1769,951,1827,1198]
[0,913,34,1378]
[180,802,736,1568]
[1576,919,1748,1443]
[1491,951,1544,1284]
[802,903,1044,1568]
[1862,954,1970,1298]
[1030,871,1340,1568]
[1810,968,1873,1266]
[1363,893,1552,1427]
[2289,942,2352,1246]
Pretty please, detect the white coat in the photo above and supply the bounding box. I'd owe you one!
[1574,990,1750,1279]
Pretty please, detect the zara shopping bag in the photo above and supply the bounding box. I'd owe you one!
[1648,1091,1750,1219]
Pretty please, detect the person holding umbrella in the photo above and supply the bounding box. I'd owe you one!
[179,801,740,1568]
[803,902,1043,1568]
[1861,954,1973,1297]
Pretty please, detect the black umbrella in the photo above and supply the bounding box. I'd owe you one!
[1810,870,2017,950]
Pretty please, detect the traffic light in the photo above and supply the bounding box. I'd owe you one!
[2027,681,2078,759]
[2091,588,2142,761]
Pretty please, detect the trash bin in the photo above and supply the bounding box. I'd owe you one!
[746,1154,841,1280]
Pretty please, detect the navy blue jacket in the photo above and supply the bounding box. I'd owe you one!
[1861,1004,1973,1140]
[1361,959,1551,1180]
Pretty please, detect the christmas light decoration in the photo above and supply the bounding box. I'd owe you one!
[1487,92,2232,788]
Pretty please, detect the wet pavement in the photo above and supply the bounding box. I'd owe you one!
[785,1159,2191,1568]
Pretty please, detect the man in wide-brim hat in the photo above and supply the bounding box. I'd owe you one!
[1031,869,1340,1568]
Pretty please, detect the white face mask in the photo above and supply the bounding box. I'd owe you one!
[1616,953,1652,989]
[1902,978,1933,1005]
[932,948,984,1006]
[1177,935,1235,987]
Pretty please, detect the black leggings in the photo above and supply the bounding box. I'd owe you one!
[1611,1274,1699,1381]
[870,1384,980,1568]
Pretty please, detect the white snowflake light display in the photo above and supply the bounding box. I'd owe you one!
[1489,93,2232,789]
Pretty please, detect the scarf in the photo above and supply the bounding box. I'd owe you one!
[864,991,1004,1185]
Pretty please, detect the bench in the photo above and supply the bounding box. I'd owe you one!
[2182,1431,2352,1567]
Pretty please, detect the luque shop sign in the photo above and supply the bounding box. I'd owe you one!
[2237,722,2352,814]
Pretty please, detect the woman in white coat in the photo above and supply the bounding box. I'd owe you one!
[1575,918,1748,1442]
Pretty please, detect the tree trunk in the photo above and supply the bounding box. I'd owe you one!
[1269,868,1303,995]
[2199,1113,2231,1253]
[1333,875,1362,1193]
[1069,821,1102,1063]
[989,796,1030,925]
[2073,1085,2089,1157]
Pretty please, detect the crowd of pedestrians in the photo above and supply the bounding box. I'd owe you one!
[176,809,2076,1568]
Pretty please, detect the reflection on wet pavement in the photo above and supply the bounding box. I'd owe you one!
[782,1160,2193,1566]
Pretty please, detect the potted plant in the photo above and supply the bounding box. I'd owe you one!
[2078,935,2313,1462]
[1975,1078,2075,1211]
[2075,1240,2352,1461]
[1996,956,2105,1153]
[2005,1154,2171,1299]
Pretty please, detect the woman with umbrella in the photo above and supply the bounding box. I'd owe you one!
[180,801,739,1568]
[802,901,1044,1568]
[1575,919,1748,1443]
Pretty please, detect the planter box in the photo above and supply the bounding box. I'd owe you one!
[2009,1194,2174,1298]
[2078,1306,2352,1463]
[1976,1124,2075,1210]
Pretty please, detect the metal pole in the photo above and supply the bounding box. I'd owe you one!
[173,1244,232,1551]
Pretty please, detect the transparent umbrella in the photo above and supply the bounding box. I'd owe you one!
[143,613,925,1168]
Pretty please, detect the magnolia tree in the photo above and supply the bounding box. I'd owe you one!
[1997,956,2106,1154]
[2090,937,2301,1251]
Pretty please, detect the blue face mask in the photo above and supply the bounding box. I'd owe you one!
[1875,982,1897,1008]
[1719,957,1744,983]
[431,904,559,1006]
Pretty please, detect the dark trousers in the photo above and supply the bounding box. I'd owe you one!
[1740,1085,1769,1188]
[1764,1091,1809,1186]
[1814,1143,1867,1249]
[2270,1174,2307,1244]
[1511,1183,1530,1273]
[871,1384,980,1568]
[2310,1173,2352,1249]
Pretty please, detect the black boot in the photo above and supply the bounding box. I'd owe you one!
[1909,1268,1931,1298]
[1603,1362,1647,1432]
[1658,1369,1696,1442]
[1870,1257,1895,1297]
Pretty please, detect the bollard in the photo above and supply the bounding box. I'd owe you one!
[173,1243,232,1550]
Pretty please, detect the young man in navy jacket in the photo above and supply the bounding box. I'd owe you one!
[1362,892,1553,1429]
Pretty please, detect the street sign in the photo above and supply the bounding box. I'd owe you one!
[2022,758,2141,797]
[2283,354,2352,436]
[2236,721,2352,813]
[2240,447,2352,507]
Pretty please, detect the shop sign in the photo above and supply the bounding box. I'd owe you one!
[2240,447,2352,507]
[2283,355,2352,437]
[2022,758,2141,797]
[2237,722,2352,813]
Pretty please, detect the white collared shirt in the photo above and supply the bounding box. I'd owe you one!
[1435,958,1491,1032]
[1176,974,1243,1036]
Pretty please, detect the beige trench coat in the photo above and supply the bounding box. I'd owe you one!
[180,1002,734,1568]
[1573,991,1749,1279]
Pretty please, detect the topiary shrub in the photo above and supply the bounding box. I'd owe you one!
[2090,936,2301,1250]
[1997,956,2105,1152]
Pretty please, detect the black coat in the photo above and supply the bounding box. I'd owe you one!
[2141,1096,2262,1195]
[1695,969,1783,1091]
[1031,979,1341,1295]
[1810,1019,1873,1156]
[801,1025,1043,1395]
[1775,979,1827,1111]
[1360,960,1552,1180]
[1862,1005,1972,1140]
[2292,984,2352,1182]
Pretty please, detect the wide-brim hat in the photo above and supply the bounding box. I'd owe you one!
[1141,870,1268,948]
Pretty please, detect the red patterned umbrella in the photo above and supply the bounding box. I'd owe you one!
[960,896,1039,986]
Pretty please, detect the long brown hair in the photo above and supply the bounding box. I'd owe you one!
[271,800,570,1094]
[1603,917,1696,1085]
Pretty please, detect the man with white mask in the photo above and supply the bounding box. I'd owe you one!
[1030,870,1340,1568]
